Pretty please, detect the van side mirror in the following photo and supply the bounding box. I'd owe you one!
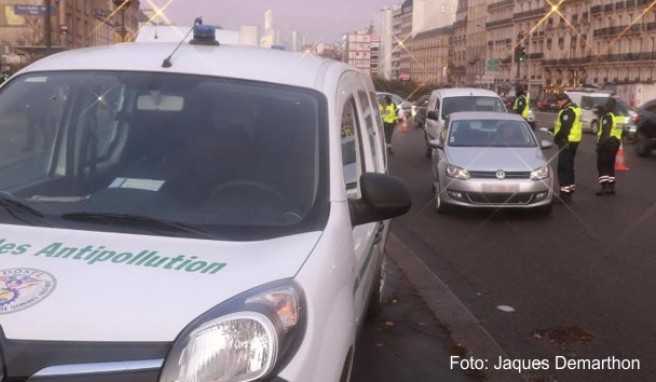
[427,111,439,121]
[540,139,554,149]
[349,173,411,226]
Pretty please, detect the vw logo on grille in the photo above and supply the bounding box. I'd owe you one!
[496,170,506,180]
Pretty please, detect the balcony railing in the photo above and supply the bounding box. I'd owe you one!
[593,24,641,38]
[528,52,544,59]
[485,18,513,29]
[513,7,547,21]
[488,0,514,11]
[591,5,602,14]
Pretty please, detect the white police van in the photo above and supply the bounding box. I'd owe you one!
[0,21,410,382]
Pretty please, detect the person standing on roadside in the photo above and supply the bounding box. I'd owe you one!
[0,72,9,86]
[594,98,622,196]
[553,94,583,202]
[512,86,529,120]
[381,95,399,155]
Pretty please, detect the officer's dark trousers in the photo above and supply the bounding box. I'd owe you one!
[596,139,620,184]
[384,122,395,144]
[557,142,579,193]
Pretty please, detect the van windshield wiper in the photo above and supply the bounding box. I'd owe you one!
[60,212,215,239]
[0,191,45,218]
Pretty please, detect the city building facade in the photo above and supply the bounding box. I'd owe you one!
[344,27,375,73]
[409,25,451,85]
[0,0,139,72]
[485,0,514,91]
[392,0,413,80]
[449,0,468,84]
[378,6,394,80]
[370,35,381,75]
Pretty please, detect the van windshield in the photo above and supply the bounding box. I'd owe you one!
[442,96,506,119]
[0,71,328,240]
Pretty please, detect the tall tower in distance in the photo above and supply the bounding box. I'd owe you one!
[264,9,273,32]
[261,9,276,48]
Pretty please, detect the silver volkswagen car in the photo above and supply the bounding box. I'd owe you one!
[430,112,554,214]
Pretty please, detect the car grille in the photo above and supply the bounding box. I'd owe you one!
[469,171,531,179]
[466,192,534,205]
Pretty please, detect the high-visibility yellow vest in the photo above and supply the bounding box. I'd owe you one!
[383,104,398,124]
[554,105,583,143]
[597,112,623,142]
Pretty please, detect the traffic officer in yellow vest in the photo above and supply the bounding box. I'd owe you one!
[594,98,622,196]
[381,95,399,154]
[512,86,530,121]
[553,93,583,202]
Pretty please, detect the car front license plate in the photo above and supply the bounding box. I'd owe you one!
[482,183,520,193]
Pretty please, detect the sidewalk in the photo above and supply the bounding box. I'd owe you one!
[351,256,479,382]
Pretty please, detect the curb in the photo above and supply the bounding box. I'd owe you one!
[386,233,526,382]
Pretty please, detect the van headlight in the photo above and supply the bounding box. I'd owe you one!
[159,282,305,382]
[446,164,470,180]
[530,166,550,180]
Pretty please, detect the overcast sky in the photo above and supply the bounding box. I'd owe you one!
[160,0,392,43]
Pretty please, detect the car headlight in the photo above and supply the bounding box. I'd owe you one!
[159,281,305,382]
[446,164,470,180]
[530,166,550,180]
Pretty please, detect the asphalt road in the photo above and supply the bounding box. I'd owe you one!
[388,114,656,381]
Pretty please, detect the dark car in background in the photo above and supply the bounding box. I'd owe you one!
[635,99,656,156]
[413,94,430,128]
[537,95,559,111]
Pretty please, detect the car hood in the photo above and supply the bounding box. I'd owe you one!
[446,146,546,172]
[0,224,321,342]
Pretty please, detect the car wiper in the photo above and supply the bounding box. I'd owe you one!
[0,191,45,218]
[61,212,216,239]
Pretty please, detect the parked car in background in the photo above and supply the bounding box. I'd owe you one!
[537,95,559,111]
[424,88,507,158]
[634,99,656,156]
[376,92,413,120]
[565,90,613,133]
[428,112,553,215]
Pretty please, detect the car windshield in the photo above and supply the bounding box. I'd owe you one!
[448,119,536,148]
[0,71,328,240]
[442,96,505,118]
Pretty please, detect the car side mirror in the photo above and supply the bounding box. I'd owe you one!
[539,127,554,136]
[540,139,554,149]
[427,111,439,121]
[349,173,411,226]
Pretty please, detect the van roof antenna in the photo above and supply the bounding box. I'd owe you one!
[161,17,202,68]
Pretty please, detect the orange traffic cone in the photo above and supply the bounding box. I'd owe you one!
[615,143,630,172]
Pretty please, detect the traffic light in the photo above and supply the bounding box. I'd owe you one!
[515,45,527,62]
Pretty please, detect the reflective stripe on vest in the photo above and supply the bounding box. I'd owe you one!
[597,112,623,141]
[554,105,583,143]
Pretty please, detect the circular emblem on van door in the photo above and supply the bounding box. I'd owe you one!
[0,268,56,315]
[496,170,506,180]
